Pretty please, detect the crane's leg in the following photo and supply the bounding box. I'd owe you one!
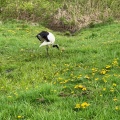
[46,46,49,56]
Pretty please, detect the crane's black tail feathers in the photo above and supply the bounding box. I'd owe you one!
[53,44,59,50]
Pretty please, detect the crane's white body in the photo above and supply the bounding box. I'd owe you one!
[39,32,55,47]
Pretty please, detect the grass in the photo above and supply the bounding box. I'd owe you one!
[0,20,120,120]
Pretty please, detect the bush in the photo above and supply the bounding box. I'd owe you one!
[0,0,120,32]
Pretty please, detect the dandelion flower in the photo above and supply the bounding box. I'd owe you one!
[113,83,117,87]
[110,88,114,92]
[58,77,63,81]
[112,59,118,66]
[82,87,87,91]
[84,75,90,79]
[77,75,82,79]
[79,85,84,89]
[113,98,117,101]
[102,78,107,83]
[81,102,90,108]
[70,73,73,76]
[75,104,81,108]
[115,106,119,110]
[106,65,111,69]
[17,116,22,119]
[74,85,79,89]
[92,68,98,72]
[74,84,85,89]
[71,91,74,94]
[26,87,28,90]
[20,49,24,51]
[100,94,103,97]
[53,82,56,84]
[103,88,106,91]
[95,78,99,81]
[92,73,95,76]
[100,69,107,75]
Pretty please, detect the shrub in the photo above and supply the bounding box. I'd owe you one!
[0,0,120,32]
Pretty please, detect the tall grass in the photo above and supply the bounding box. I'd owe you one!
[0,20,120,119]
[0,0,120,31]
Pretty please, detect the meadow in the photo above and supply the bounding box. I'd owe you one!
[0,21,120,120]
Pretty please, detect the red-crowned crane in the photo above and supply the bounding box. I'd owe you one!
[36,31,59,56]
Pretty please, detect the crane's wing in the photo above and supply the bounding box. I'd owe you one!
[47,32,55,43]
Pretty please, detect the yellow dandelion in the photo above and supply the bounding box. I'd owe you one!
[54,90,57,92]
[95,78,99,81]
[26,87,28,90]
[71,91,74,94]
[70,73,73,76]
[112,59,118,66]
[26,30,30,33]
[14,92,18,96]
[77,75,82,79]
[60,82,64,84]
[79,74,82,77]
[74,85,79,89]
[64,64,69,66]
[103,78,107,83]
[110,88,114,92]
[100,94,103,97]
[58,77,63,81]
[103,88,106,91]
[65,80,68,83]
[82,87,87,91]
[92,73,95,76]
[20,49,24,51]
[53,82,56,84]
[84,75,90,79]
[113,83,117,87]
[55,72,59,76]
[113,98,117,101]
[79,85,84,89]
[100,69,107,75]
[75,104,81,108]
[92,68,98,72]
[72,76,76,79]
[106,65,111,69]
[115,106,119,110]
[81,102,90,108]
[17,116,22,119]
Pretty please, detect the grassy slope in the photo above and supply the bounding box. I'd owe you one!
[0,21,120,120]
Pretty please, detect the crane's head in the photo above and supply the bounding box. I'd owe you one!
[36,34,41,41]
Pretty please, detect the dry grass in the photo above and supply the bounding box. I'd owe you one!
[1,0,120,32]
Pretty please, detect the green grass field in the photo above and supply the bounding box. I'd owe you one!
[0,21,120,120]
